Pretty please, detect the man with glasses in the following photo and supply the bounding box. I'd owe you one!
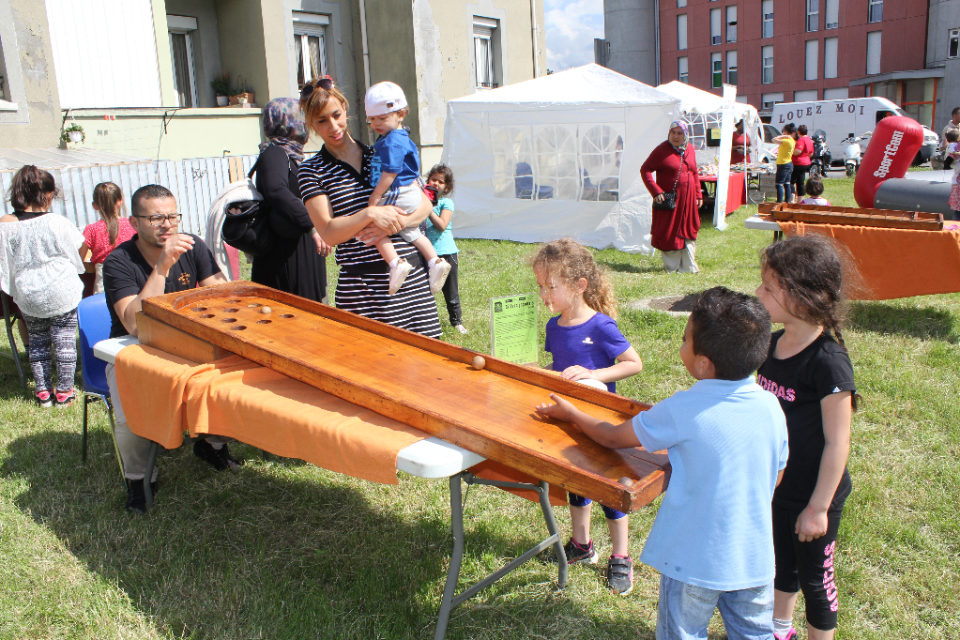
[102,184,233,513]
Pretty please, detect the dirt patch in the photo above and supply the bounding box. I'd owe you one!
[629,293,701,317]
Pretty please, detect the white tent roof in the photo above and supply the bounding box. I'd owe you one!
[657,81,757,120]
[441,65,681,253]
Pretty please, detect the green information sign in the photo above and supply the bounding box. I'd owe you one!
[490,292,538,365]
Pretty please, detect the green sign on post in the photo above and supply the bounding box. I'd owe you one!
[490,292,538,365]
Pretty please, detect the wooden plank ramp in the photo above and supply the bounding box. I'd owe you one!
[139,282,670,513]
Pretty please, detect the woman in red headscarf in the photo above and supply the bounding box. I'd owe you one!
[641,120,703,273]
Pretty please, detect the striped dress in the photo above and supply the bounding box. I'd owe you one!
[298,144,442,338]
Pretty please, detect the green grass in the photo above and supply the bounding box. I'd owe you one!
[1,178,958,638]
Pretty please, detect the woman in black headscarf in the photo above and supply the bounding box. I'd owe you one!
[251,97,330,301]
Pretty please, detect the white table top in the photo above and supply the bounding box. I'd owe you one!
[93,337,486,479]
[744,215,781,231]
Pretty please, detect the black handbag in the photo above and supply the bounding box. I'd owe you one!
[220,148,297,256]
[652,148,685,210]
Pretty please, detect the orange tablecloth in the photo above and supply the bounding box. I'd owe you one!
[780,221,960,300]
[115,345,426,484]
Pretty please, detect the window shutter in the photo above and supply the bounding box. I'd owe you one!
[866,31,882,74]
[824,37,838,79]
[805,40,818,81]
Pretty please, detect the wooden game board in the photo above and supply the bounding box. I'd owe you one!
[758,202,944,230]
[139,282,669,513]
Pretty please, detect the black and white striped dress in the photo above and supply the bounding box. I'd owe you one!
[299,144,442,338]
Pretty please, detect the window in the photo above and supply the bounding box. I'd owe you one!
[0,33,9,102]
[866,30,882,74]
[535,125,579,200]
[491,127,534,199]
[806,0,818,32]
[678,56,689,83]
[711,8,722,45]
[580,125,624,202]
[473,17,500,89]
[727,50,738,85]
[762,92,784,110]
[824,36,838,78]
[823,87,848,99]
[293,12,329,89]
[762,45,773,84]
[795,89,818,101]
[805,40,818,80]
[677,0,686,7]
[762,0,774,39]
[868,0,883,23]
[825,0,839,29]
[726,6,738,43]
[678,14,687,50]
[712,52,723,87]
[950,28,959,58]
[167,15,198,109]
[901,78,935,128]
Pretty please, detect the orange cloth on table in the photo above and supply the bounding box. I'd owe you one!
[780,221,960,300]
[114,345,426,485]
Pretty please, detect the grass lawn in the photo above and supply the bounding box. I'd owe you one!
[0,173,958,639]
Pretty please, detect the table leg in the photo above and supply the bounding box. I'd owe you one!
[433,472,566,640]
[143,441,159,510]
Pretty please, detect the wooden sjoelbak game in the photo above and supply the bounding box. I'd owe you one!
[139,282,669,513]
[758,202,945,230]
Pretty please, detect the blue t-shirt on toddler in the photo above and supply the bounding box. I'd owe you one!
[544,312,630,393]
[371,128,420,190]
[632,377,789,591]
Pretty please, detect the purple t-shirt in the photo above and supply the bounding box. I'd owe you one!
[544,312,631,393]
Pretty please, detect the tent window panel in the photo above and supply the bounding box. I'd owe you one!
[580,125,623,202]
[491,126,536,199]
[535,125,579,201]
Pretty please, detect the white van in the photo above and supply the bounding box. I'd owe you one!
[770,97,938,166]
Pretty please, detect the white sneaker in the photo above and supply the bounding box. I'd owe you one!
[428,258,452,295]
[454,324,468,334]
[388,259,413,295]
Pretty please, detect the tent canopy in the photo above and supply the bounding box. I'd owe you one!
[657,81,757,120]
[441,64,681,253]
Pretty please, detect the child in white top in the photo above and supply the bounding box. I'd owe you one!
[364,82,450,296]
[800,175,831,206]
[0,166,87,407]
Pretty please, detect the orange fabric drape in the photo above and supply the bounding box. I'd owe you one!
[779,221,960,300]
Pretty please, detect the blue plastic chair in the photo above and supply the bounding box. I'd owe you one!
[77,293,124,483]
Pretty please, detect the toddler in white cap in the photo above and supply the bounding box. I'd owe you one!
[365,81,450,295]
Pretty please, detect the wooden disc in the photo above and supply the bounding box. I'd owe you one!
[471,355,486,370]
[618,476,635,487]
[260,306,272,314]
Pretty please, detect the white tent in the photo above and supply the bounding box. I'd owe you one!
[440,64,681,254]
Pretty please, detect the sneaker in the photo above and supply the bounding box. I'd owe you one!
[388,259,413,295]
[35,391,53,408]
[454,324,469,335]
[193,439,244,471]
[544,537,599,565]
[55,389,76,408]
[774,629,797,640]
[606,555,634,595]
[125,476,159,514]
[428,258,452,295]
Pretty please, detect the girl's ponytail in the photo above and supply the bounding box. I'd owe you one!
[93,182,124,245]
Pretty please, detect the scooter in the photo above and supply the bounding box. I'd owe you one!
[841,133,865,177]
[810,130,831,177]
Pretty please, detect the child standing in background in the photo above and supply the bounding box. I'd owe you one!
[83,182,135,294]
[364,81,450,295]
[424,164,467,334]
[755,235,858,640]
[532,238,643,595]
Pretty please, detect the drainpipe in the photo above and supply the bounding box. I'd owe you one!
[358,0,371,90]
[530,0,540,78]
[654,0,661,85]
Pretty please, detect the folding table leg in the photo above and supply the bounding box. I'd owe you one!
[143,441,160,510]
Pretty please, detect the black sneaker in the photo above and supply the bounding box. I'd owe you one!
[606,555,634,595]
[544,537,599,565]
[193,440,243,471]
[125,477,159,513]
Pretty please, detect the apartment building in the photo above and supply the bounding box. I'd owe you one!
[0,0,545,165]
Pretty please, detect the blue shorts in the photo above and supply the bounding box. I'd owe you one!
[656,574,774,640]
[568,492,626,520]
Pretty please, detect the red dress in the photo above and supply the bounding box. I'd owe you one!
[641,141,701,252]
[82,218,135,264]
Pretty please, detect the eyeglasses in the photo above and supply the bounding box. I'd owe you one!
[134,214,181,227]
[300,76,335,101]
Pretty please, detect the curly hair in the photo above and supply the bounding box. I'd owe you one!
[531,238,617,318]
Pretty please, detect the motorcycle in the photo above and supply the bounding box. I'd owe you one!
[841,133,865,177]
[810,129,831,177]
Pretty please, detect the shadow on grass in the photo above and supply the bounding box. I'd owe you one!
[0,429,656,640]
[849,303,958,342]
[599,261,665,275]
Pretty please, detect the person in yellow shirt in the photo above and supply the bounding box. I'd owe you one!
[773,123,798,203]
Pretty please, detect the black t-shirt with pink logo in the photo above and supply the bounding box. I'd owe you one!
[756,329,855,510]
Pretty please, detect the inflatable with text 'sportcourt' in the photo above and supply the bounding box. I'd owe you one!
[854,116,924,208]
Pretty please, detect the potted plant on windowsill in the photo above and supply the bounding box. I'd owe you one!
[60,122,85,145]
[211,71,231,107]
[228,75,255,108]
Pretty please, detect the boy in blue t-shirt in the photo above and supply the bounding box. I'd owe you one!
[364,81,450,296]
[536,286,789,640]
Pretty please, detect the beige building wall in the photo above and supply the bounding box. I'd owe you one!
[0,0,62,148]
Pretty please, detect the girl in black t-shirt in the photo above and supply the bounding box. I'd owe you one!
[755,235,858,640]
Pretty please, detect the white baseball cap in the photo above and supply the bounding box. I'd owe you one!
[365,82,408,117]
